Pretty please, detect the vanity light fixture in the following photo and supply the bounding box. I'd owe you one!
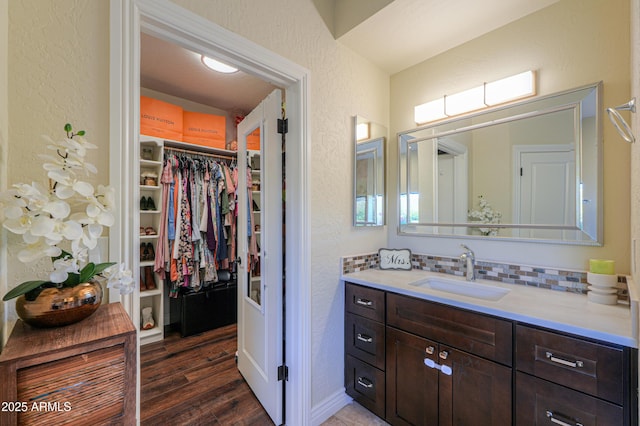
[201,55,238,74]
[356,122,370,141]
[414,70,536,124]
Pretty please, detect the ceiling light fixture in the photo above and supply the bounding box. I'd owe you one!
[414,70,536,124]
[201,55,238,74]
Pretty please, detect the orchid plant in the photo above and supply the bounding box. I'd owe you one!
[468,195,502,237]
[1,124,134,301]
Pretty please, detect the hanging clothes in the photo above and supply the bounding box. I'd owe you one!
[158,148,238,297]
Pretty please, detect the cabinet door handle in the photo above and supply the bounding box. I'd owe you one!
[424,358,453,376]
[425,346,435,355]
[439,350,449,360]
[355,298,373,307]
[546,410,584,426]
[356,333,373,343]
[545,352,584,368]
[357,377,373,389]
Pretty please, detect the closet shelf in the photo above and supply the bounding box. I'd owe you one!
[141,184,161,190]
[140,210,161,215]
[140,260,155,267]
[140,235,159,240]
[140,288,162,298]
[140,159,162,167]
[140,327,162,341]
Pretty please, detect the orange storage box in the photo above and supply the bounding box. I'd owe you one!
[182,111,226,149]
[140,96,183,141]
[247,128,260,151]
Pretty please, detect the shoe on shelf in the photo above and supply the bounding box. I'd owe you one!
[141,307,155,330]
[140,243,148,261]
[146,243,156,260]
[144,266,157,290]
[144,226,157,235]
[139,269,147,291]
[140,196,148,211]
[146,197,157,211]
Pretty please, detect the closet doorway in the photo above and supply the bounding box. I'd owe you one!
[110,1,311,424]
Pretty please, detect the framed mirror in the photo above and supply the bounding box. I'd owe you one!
[354,116,386,226]
[398,82,602,245]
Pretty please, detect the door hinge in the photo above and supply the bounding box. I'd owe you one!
[277,365,288,381]
[277,118,288,134]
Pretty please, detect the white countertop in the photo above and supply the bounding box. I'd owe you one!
[341,269,639,348]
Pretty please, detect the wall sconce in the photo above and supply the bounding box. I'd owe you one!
[356,122,370,141]
[414,70,536,124]
[606,98,636,143]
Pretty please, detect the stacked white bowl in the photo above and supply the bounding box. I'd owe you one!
[587,259,618,305]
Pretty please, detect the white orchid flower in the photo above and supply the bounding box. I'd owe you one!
[17,239,62,263]
[103,263,135,295]
[47,169,94,200]
[50,257,80,283]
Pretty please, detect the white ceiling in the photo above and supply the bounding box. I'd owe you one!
[140,0,560,111]
[337,0,560,74]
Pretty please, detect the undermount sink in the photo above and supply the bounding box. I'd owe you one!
[410,276,510,301]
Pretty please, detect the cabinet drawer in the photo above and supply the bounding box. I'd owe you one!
[387,293,512,365]
[345,355,385,419]
[516,372,623,426]
[516,325,625,405]
[345,282,385,322]
[345,312,385,370]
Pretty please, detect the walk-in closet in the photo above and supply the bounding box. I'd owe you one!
[137,32,281,423]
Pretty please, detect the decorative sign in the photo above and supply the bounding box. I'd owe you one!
[379,248,412,270]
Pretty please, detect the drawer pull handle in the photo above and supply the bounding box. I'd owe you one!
[356,333,373,343]
[355,298,373,307]
[357,377,373,389]
[425,346,435,355]
[439,350,448,360]
[545,352,584,368]
[546,410,584,426]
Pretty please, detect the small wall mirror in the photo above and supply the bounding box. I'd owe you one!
[398,82,602,245]
[354,116,386,226]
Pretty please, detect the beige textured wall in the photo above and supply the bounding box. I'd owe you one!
[1,0,8,346]
[390,0,632,272]
[5,0,390,410]
[4,0,111,333]
[631,0,640,283]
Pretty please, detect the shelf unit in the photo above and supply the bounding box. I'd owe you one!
[248,150,262,305]
[138,135,164,345]
[137,135,238,346]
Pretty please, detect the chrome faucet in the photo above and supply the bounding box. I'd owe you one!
[459,244,476,281]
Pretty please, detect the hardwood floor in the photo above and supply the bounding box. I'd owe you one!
[140,324,274,425]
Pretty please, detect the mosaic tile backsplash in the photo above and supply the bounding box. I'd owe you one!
[341,252,628,299]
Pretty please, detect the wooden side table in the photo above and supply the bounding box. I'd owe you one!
[0,302,136,425]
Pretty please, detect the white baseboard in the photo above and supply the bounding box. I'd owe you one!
[310,388,352,426]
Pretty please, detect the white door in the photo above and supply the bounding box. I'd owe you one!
[517,149,575,239]
[237,89,284,424]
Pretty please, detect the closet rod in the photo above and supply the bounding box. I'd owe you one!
[164,146,236,161]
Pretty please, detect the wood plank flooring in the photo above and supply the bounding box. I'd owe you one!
[140,324,274,425]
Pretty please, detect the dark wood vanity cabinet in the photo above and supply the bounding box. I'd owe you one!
[386,292,512,425]
[345,282,638,425]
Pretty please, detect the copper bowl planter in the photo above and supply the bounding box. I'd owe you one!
[15,280,103,328]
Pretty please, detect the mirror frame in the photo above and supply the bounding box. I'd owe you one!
[354,116,386,227]
[397,82,603,245]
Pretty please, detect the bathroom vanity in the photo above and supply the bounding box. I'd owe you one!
[343,269,638,425]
